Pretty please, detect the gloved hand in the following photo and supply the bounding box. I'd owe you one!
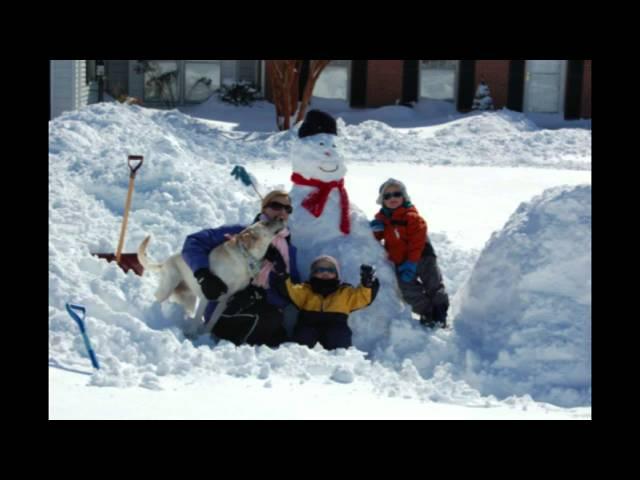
[226,285,263,314]
[360,264,376,288]
[264,244,281,263]
[369,219,385,233]
[231,165,253,187]
[194,268,228,300]
[397,261,417,283]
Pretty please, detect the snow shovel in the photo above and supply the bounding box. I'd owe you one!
[231,165,263,201]
[65,303,100,370]
[93,155,145,275]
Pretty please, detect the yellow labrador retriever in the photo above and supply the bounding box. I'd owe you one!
[138,218,285,337]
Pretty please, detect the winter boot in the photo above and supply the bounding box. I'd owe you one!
[420,306,448,329]
[433,296,449,329]
[419,309,436,328]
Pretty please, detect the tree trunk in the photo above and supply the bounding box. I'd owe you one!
[268,60,331,131]
[296,60,331,124]
[269,60,302,130]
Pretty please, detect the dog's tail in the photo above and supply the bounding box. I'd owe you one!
[137,235,164,272]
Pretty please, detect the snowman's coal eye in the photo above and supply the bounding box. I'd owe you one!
[319,142,325,146]
[332,144,336,148]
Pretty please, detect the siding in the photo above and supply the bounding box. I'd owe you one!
[221,60,236,84]
[237,60,258,85]
[50,60,89,119]
[74,60,89,109]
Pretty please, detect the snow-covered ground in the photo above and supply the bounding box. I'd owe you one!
[49,99,591,419]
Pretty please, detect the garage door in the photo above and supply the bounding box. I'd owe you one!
[525,60,565,113]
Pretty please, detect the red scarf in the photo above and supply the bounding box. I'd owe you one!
[291,172,350,235]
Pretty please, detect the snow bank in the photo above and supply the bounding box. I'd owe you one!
[49,102,591,412]
[181,100,591,170]
[339,110,590,170]
[48,103,465,388]
[454,185,591,407]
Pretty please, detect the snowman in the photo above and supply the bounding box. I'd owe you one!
[287,110,413,350]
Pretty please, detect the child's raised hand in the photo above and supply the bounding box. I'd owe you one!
[360,264,376,287]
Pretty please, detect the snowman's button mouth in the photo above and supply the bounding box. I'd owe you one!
[319,165,339,172]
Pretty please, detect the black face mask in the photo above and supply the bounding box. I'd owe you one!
[310,277,340,297]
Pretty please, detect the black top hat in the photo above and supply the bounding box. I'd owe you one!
[298,110,337,138]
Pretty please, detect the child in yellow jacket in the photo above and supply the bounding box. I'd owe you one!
[274,255,379,350]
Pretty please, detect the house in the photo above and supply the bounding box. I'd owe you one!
[54,60,592,120]
[294,59,591,119]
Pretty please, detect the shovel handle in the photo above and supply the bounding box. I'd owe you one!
[115,156,143,262]
[65,303,100,370]
[128,155,144,178]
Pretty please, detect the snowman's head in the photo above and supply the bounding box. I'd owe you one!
[292,110,346,182]
[291,133,347,182]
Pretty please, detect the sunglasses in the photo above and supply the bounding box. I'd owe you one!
[265,201,293,214]
[383,191,404,200]
[312,267,337,274]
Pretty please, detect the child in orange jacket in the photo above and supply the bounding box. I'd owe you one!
[370,178,449,328]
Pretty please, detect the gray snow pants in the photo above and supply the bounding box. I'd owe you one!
[397,242,449,321]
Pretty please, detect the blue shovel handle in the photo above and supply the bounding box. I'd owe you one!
[65,303,100,370]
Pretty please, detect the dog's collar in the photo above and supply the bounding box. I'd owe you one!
[237,241,262,277]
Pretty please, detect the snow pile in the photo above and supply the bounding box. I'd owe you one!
[48,103,463,390]
[182,100,591,170]
[339,110,591,170]
[49,102,591,414]
[454,185,591,407]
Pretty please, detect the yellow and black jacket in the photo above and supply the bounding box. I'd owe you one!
[275,276,379,326]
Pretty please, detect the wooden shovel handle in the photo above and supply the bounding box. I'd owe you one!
[116,156,143,263]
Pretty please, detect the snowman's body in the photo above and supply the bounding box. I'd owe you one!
[287,133,413,350]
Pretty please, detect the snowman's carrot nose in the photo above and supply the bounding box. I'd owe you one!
[324,151,332,157]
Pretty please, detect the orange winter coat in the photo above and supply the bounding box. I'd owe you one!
[374,205,427,265]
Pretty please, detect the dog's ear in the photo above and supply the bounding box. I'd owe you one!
[237,231,256,249]
[238,230,259,249]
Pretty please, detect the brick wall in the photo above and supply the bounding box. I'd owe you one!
[474,60,510,109]
[581,60,591,118]
[366,60,403,107]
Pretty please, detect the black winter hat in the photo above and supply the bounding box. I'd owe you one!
[298,110,337,138]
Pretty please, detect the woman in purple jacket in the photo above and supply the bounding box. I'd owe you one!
[182,190,300,347]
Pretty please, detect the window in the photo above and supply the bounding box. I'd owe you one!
[184,61,221,102]
[420,60,457,101]
[143,61,179,105]
[314,60,349,100]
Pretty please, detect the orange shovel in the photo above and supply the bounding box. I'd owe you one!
[93,155,144,275]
